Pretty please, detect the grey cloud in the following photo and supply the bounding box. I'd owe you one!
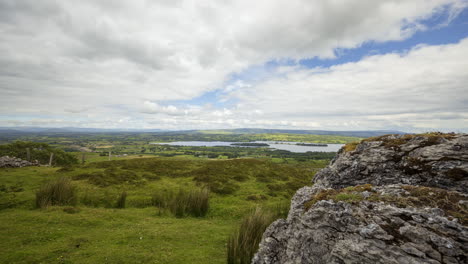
[0,0,467,131]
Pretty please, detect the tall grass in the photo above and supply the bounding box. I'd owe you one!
[35,177,77,208]
[152,188,209,217]
[227,207,279,264]
[116,191,127,209]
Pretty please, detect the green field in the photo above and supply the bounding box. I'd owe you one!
[0,154,329,263]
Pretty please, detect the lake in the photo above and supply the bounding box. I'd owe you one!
[150,141,344,153]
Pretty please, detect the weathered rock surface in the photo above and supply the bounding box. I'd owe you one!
[0,156,39,168]
[314,134,468,192]
[253,134,468,264]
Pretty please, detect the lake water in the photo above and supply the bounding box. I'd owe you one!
[150,141,344,153]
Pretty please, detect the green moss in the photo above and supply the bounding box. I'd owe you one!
[334,193,363,203]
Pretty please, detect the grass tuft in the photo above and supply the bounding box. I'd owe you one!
[227,207,280,264]
[152,188,209,217]
[35,177,77,208]
[116,191,127,209]
[343,141,360,152]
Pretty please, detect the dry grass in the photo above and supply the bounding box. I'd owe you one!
[343,141,360,152]
[342,132,456,152]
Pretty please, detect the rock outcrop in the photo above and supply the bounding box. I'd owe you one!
[0,156,39,168]
[253,133,468,264]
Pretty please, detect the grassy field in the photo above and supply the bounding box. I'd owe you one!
[0,156,328,263]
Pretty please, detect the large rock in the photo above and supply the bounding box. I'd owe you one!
[314,134,468,192]
[0,156,39,168]
[253,134,468,264]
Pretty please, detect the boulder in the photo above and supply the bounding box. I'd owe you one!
[0,156,40,168]
[253,133,468,264]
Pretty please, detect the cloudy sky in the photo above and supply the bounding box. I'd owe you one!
[1,0,468,132]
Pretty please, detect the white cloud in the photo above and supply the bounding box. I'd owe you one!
[141,101,185,116]
[0,0,467,131]
[228,38,468,131]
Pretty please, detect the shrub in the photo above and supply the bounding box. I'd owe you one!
[35,177,77,208]
[115,191,127,209]
[227,207,277,264]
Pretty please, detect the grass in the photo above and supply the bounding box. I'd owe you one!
[0,156,324,263]
[35,177,77,208]
[169,188,210,218]
[227,207,277,264]
[116,191,127,209]
[0,207,235,264]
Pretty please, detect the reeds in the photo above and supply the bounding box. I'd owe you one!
[152,188,209,217]
[227,207,278,264]
[35,177,77,208]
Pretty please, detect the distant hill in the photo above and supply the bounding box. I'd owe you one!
[0,127,166,133]
[186,128,407,138]
[0,127,406,138]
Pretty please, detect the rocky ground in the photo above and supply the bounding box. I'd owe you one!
[253,133,468,264]
[0,156,40,168]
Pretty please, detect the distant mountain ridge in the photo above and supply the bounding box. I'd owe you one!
[0,127,406,138]
[201,128,407,138]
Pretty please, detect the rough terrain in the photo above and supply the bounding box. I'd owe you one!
[253,133,468,264]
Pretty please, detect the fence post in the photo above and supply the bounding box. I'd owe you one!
[82,153,86,164]
[108,151,111,161]
[49,153,54,166]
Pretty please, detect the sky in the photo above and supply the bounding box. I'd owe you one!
[1,0,468,132]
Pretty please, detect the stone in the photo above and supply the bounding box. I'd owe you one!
[253,133,468,264]
[0,156,40,168]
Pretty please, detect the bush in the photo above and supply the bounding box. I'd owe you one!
[35,177,77,208]
[227,207,277,264]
